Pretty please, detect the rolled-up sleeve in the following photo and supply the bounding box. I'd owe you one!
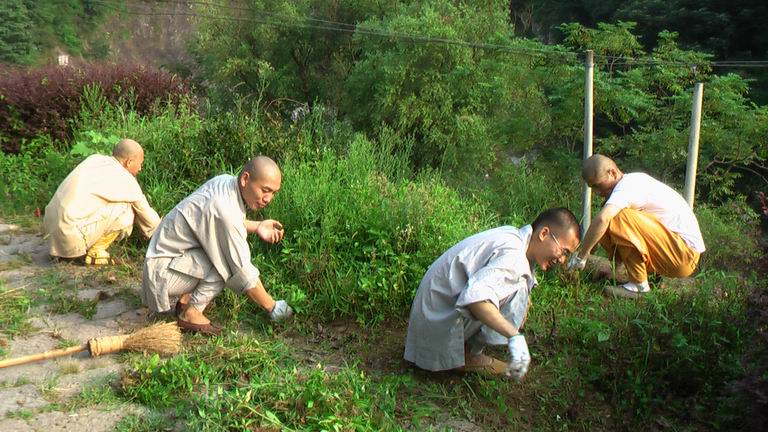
[210,211,260,293]
[455,253,528,317]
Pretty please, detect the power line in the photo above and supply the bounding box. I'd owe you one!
[91,0,768,70]
[91,0,578,63]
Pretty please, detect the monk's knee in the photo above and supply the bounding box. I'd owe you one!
[606,208,639,235]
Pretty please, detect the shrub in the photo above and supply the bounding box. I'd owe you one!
[0,62,190,153]
[258,135,493,323]
[533,271,750,428]
[696,200,762,272]
[0,135,77,214]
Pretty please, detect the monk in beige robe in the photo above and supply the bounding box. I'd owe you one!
[43,139,160,265]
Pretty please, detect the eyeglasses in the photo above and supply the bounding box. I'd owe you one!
[550,232,572,258]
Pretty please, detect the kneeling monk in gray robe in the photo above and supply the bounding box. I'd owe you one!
[404,208,581,379]
[141,156,293,335]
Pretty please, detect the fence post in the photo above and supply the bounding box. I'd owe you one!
[581,50,594,236]
[684,82,704,208]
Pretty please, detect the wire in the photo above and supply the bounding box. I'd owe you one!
[90,0,578,62]
[91,0,768,70]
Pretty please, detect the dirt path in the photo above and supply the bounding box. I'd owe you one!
[0,223,148,431]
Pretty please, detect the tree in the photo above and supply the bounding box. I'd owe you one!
[0,0,35,64]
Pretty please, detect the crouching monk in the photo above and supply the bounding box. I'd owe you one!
[568,154,705,298]
[43,139,160,265]
[404,208,580,379]
[141,156,293,335]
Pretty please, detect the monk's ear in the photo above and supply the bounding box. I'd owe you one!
[239,171,250,187]
[538,226,549,241]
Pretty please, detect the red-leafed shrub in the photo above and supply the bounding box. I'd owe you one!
[0,62,190,153]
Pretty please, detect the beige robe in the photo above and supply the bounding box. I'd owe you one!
[43,154,160,258]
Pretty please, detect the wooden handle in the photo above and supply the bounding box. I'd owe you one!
[0,344,88,369]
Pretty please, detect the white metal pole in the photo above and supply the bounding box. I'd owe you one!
[582,50,594,236]
[684,82,704,209]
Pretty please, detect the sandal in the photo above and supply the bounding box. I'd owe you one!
[84,255,121,266]
[176,317,223,336]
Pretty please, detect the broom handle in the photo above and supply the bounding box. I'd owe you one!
[0,344,88,368]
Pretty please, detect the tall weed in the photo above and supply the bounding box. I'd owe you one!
[259,135,493,323]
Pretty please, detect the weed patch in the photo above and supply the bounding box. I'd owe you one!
[0,283,32,337]
[33,270,97,319]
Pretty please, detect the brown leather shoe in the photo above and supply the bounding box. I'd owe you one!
[174,299,187,318]
[460,356,508,376]
[176,317,222,336]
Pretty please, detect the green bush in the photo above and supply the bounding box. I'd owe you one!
[0,135,77,214]
[344,0,558,175]
[696,200,762,272]
[534,272,749,426]
[260,135,493,323]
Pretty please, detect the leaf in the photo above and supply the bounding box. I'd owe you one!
[597,330,611,343]
[69,141,94,157]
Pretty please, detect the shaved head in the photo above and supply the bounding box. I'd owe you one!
[112,138,143,161]
[582,154,619,182]
[582,154,623,198]
[239,156,282,210]
[112,139,145,177]
[241,156,281,182]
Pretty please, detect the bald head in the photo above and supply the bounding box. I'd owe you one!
[582,154,623,198]
[241,156,281,182]
[112,139,143,161]
[112,139,145,177]
[582,154,619,182]
[239,156,282,210]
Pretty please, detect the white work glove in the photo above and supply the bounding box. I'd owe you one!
[567,254,588,272]
[269,300,294,321]
[506,334,531,381]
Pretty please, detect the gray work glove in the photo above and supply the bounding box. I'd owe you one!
[567,254,588,272]
[506,334,531,381]
[269,300,294,321]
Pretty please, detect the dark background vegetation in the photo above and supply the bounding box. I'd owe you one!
[1,1,767,430]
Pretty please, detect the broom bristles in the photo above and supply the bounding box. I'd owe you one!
[88,322,182,357]
[123,322,183,356]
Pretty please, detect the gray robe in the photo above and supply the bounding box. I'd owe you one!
[141,175,260,313]
[404,225,536,371]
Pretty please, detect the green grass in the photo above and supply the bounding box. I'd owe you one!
[61,379,121,411]
[33,270,98,319]
[0,283,32,337]
[114,412,178,432]
[0,98,764,430]
[5,408,34,420]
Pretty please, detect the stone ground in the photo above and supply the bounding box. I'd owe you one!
[0,222,149,431]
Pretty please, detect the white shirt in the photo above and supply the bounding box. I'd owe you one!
[606,173,705,252]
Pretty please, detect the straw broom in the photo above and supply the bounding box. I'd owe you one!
[0,322,182,369]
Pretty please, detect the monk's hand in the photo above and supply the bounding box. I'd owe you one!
[567,254,588,272]
[269,300,294,321]
[256,220,285,244]
[506,335,530,381]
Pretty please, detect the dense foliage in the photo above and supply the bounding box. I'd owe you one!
[0,0,109,64]
[187,2,768,201]
[0,63,189,153]
[0,1,766,430]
